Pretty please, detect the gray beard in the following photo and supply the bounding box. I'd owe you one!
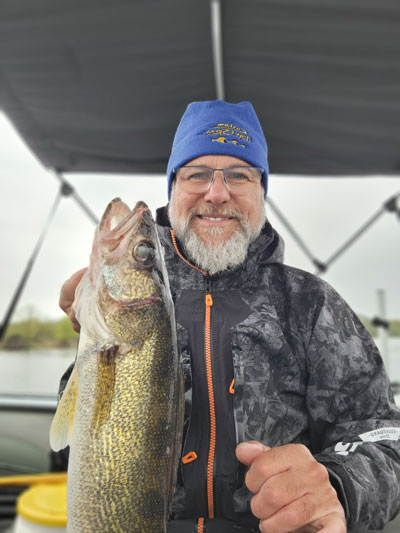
[168,200,266,275]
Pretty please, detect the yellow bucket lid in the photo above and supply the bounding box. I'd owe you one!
[17,482,67,527]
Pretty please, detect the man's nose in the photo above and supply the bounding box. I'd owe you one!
[203,171,231,204]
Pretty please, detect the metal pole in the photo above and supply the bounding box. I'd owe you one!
[317,208,386,274]
[317,192,400,274]
[0,172,99,341]
[266,196,322,268]
[210,0,225,101]
[54,171,99,225]
[0,189,63,341]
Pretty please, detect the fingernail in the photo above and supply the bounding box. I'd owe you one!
[237,441,269,451]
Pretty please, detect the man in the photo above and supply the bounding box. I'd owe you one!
[60,101,400,532]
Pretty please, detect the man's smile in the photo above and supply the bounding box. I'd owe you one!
[196,214,236,223]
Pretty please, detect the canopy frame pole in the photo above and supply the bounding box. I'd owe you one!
[0,188,63,341]
[266,196,322,269]
[0,173,99,341]
[54,171,99,225]
[210,0,225,101]
[315,191,400,275]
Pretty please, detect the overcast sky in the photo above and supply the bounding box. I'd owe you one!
[0,111,399,324]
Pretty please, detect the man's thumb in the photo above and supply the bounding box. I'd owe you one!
[235,441,270,466]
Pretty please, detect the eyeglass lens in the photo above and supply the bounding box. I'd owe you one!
[176,166,262,192]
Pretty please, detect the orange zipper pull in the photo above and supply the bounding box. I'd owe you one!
[182,451,198,464]
[206,293,213,307]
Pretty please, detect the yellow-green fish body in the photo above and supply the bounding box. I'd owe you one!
[50,199,183,533]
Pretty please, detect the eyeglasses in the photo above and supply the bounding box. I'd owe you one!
[174,166,263,194]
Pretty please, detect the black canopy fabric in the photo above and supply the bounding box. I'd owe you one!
[0,0,399,177]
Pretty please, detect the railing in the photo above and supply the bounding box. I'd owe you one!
[0,393,57,412]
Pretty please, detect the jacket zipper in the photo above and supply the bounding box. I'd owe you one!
[205,287,216,518]
[170,229,217,518]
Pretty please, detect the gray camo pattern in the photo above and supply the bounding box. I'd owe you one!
[156,211,400,531]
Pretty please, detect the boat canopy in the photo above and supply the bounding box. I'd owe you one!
[0,0,399,177]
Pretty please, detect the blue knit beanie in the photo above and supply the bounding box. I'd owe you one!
[167,100,269,198]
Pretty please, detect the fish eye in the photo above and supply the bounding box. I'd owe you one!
[133,240,156,267]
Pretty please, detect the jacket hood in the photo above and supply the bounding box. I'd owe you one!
[155,205,285,269]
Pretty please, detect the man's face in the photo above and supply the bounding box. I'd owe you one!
[168,154,266,274]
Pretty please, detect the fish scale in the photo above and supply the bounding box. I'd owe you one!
[50,199,183,532]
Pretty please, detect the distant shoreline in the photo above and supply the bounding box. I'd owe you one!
[0,316,78,351]
[1,314,399,352]
[0,340,77,351]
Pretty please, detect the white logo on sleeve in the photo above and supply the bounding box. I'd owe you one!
[335,441,363,456]
[335,427,400,456]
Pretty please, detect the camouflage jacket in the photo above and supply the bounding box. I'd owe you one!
[155,206,400,531]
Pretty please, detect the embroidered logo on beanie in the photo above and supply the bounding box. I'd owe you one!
[203,123,252,148]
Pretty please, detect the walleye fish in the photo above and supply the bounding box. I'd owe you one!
[50,199,183,533]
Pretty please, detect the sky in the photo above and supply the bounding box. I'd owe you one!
[0,111,399,325]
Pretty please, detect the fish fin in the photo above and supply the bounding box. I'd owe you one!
[90,345,117,435]
[49,365,79,451]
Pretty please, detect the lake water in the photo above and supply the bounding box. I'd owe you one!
[0,338,400,398]
[0,347,76,396]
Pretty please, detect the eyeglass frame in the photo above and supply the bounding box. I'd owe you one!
[173,165,264,193]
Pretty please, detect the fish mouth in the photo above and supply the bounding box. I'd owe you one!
[100,199,152,253]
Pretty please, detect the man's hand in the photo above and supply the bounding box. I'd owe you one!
[236,441,346,533]
[59,268,87,333]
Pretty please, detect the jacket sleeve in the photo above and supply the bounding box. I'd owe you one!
[49,362,75,469]
[57,362,75,401]
[302,280,400,531]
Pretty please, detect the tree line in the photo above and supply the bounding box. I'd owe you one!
[0,313,399,351]
[0,316,78,350]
